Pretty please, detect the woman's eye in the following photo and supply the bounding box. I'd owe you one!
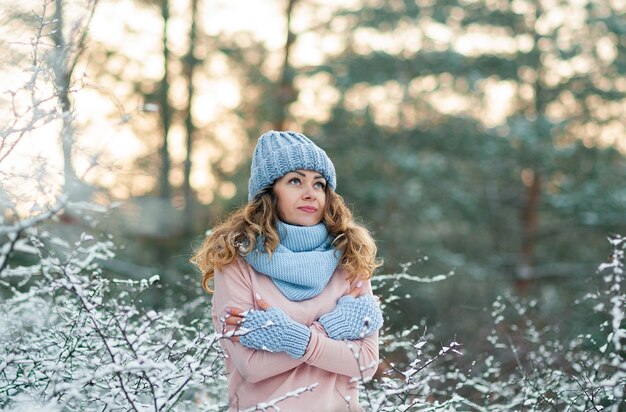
[288,178,301,185]
[314,182,326,190]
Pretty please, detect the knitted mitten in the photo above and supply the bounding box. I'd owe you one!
[319,295,383,340]
[239,307,311,359]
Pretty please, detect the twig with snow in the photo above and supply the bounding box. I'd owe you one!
[241,383,319,412]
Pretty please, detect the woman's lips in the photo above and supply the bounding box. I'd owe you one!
[298,206,318,213]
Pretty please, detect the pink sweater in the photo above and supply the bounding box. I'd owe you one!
[211,258,380,411]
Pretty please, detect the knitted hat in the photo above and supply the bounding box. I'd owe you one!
[248,130,336,201]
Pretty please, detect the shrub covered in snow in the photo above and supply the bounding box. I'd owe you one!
[0,202,226,411]
[2,203,623,411]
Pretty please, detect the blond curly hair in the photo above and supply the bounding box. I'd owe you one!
[190,187,382,293]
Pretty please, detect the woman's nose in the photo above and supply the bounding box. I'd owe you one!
[302,187,315,200]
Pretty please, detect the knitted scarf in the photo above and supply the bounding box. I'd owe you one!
[244,220,341,301]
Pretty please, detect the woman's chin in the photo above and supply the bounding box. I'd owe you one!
[282,216,322,227]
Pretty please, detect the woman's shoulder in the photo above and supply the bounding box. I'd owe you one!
[333,265,372,282]
[215,256,249,276]
[333,267,375,292]
[213,257,256,292]
[329,266,358,288]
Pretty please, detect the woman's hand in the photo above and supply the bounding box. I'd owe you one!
[225,294,271,343]
[347,281,362,298]
[224,295,311,359]
[319,281,383,341]
[345,280,381,303]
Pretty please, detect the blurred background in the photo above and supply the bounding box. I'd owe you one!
[1,0,625,355]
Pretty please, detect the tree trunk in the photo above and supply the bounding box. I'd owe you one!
[158,0,172,200]
[516,0,545,295]
[274,0,298,131]
[183,0,199,236]
[517,170,541,294]
[52,0,77,196]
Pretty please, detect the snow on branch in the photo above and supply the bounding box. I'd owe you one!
[0,204,226,411]
[373,261,456,284]
[241,384,319,412]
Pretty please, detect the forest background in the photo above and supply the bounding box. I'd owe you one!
[1,0,625,410]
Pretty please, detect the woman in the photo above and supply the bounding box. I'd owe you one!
[192,131,384,411]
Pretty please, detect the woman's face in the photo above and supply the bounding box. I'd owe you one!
[273,169,327,226]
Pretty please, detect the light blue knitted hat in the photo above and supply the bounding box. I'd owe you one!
[248,130,336,201]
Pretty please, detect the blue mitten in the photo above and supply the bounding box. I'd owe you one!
[319,295,383,340]
[239,307,311,359]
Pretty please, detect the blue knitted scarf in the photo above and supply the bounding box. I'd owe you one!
[244,220,341,301]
